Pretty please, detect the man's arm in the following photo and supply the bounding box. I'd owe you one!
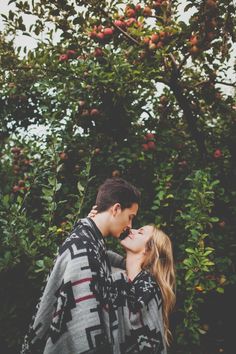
[22,240,112,354]
[44,241,112,353]
[107,250,126,270]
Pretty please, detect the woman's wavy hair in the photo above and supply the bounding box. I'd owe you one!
[141,225,176,346]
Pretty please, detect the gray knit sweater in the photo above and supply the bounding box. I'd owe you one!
[21,218,113,354]
[21,220,166,354]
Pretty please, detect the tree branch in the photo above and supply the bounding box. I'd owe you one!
[215,80,236,88]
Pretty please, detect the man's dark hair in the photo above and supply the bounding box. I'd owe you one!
[95,178,140,213]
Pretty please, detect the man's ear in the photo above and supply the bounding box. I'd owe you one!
[111,203,121,216]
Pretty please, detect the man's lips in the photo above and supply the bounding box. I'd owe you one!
[119,229,135,240]
[119,228,130,240]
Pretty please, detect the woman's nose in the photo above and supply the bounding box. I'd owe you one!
[129,229,136,239]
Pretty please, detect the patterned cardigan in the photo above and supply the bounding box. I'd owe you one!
[107,269,167,354]
[21,218,113,354]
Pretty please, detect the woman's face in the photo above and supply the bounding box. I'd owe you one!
[120,225,153,254]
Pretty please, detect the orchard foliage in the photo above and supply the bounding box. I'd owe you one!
[0,0,236,352]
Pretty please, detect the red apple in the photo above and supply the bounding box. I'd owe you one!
[94,47,103,57]
[189,35,198,46]
[11,147,21,154]
[142,143,149,151]
[59,54,69,61]
[151,33,159,43]
[213,149,222,158]
[143,37,150,45]
[135,4,142,11]
[159,31,166,39]
[67,49,76,57]
[89,31,97,39]
[90,108,100,117]
[59,152,68,160]
[218,221,225,228]
[103,27,114,36]
[145,133,155,140]
[94,148,101,154]
[113,20,126,29]
[13,185,21,193]
[147,141,156,150]
[125,18,136,27]
[126,8,136,18]
[97,32,105,41]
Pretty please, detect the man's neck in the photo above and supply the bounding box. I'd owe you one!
[91,213,110,237]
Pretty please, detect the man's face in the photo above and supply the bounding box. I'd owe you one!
[110,203,138,238]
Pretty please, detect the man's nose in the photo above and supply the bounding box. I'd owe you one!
[128,220,132,228]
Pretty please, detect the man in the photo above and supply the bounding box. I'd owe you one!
[21,178,140,354]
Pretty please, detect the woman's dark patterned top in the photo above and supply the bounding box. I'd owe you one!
[108,270,167,354]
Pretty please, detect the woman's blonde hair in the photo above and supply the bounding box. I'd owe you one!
[141,225,176,346]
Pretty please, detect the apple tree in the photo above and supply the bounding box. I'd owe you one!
[0,0,236,352]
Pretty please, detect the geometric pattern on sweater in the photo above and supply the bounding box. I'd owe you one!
[109,270,166,354]
[21,218,113,354]
[120,326,164,353]
[49,280,76,343]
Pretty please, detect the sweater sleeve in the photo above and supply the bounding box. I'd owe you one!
[21,241,112,354]
[110,271,160,312]
[107,250,126,269]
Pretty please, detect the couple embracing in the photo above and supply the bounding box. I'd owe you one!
[21,178,176,354]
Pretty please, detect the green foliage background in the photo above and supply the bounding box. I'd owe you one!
[0,0,236,353]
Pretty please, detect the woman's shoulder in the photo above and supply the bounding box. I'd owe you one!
[131,270,162,305]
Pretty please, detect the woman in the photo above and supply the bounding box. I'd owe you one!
[89,209,176,353]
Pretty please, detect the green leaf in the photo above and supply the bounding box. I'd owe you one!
[203,261,214,266]
[204,250,214,256]
[216,287,224,294]
[185,248,195,254]
[55,183,62,191]
[77,182,84,193]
